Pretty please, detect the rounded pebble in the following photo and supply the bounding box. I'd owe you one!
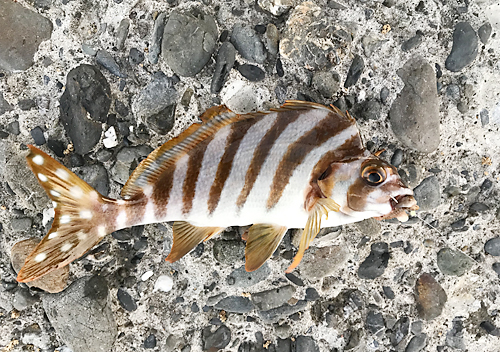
[484,237,500,256]
[153,275,174,293]
[445,22,478,72]
[437,248,475,276]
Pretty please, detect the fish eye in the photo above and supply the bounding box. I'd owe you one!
[361,165,387,186]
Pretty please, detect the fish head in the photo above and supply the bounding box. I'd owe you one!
[318,157,418,222]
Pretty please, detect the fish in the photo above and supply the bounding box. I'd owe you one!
[16,100,418,283]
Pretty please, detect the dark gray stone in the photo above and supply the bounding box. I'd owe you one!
[144,334,157,349]
[59,64,111,154]
[390,316,409,346]
[295,336,319,352]
[212,240,245,264]
[42,276,117,352]
[117,288,137,311]
[480,109,489,127]
[0,0,53,71]
[0,92,13,115]
[148,13,166,64]
[358,242,389,280]
[437,248,474,276]
[211,42,236,94]
[312,71,340,98]
[18,98,36,110]
[380,86,390,104]
[96,50,127,78]
[344,55,364,88]
[405,334,427,352]
[146,104,176,135]
[402,32,423,52]
[237,64,265,82]
[231,24,267,64]
[366,311,385,334]
[451,218,467,231]
[78,164,110,196]
[214,296,254,313]
[132,72,177,120]
[415,273,447,320]
[116,19,130,50]
[391,149,404,168]
[112,145,153,184]
[389,58,440,153]
[299,245,348,279]
[202,325,231,350]
[162,10,218,76]
[493,262,500,277]
[345,328,363,350]
[227,264,270,287]
[469,202,489,214]
[257,300,307,323]
[383,286,395,299]
[129,48,145,65]
[30,126,46,145]
[413,176,441,211]
[305,288,320,301]
[485,237,500,256]
[478,23,492,44]
[353,98,382,120]
[251,285,295,311]
[13,287,39,311]
[10,217,32,232]
[445,22,478,72]
[446,318,465,349]
[480,321,500,336]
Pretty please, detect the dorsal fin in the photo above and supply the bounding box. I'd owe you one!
[121,106,239,198]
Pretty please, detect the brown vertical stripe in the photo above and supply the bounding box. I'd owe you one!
[309,133,364,183]
[236,110,302,209]
[207,117,261,214]
[152,166,176,219]
[266,112,354,209]
[182,134,215,215]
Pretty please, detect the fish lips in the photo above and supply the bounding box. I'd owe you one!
[375,194,419,222]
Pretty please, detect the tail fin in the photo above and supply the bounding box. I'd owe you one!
[17,145,113,283]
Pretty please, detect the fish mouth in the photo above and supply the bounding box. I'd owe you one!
[376,194,419,222]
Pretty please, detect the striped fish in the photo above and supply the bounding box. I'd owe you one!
[17,101,417,283]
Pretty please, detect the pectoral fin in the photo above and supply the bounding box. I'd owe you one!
[166,222,224,263]
[245,224,288,272]
[286,198,340,273]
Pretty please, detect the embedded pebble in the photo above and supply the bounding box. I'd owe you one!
[402,31,423,52]
[112,145,153,184]
[117,288,137,311]
[148,13,166,64]
[43,276,117,352]
[484,237,500,256]
[389,316,409,346]
[480,109,489,127]
[312,71,340,98]
[153,275,174,293]
[59,64,110,154]
[493,262,500,277]
[211,42,236,94]
[13,287,40,311]
[391,149,404,167]
[251,285,295,311]
[305,288,320,301]
[10,238,69,293]
[79,163,110,196]
[18,98,36,110]
[202,325,231,350]
[162,10,218,77]
[344,55,365,88]
[0,92,14,115]
[257,300,307,323]
[446,317,465,349]
[143,334,157,349]
[445,22,478,72]
[214,296,254,313]
[358,242,389,280]
[0,0,53,71]
[146,104,176,135]
[383,286,395,299]
[31,126,46,145]
[96,49,127,78]
[415,273,447,320]
[10,217,32,232]
[405,334,427,352]
[237,64,266,82]
[141,271,154,281]
[257,0,295,16]
[227,264,270,287]
[480,321,500,336]
[129,48,144,65]
[212,239,245,264]
[389,58,440,153]
[437,248,475,276]
[116,19,130,50]
[295,336,320,352]
[265,23,279,56]
[231,24,267,64]
[132,72,177,120]
[478,22,492,44]
[413,176,441,211]
[299,245,348,279]
[353,98,382,120]
[366,311,385,334]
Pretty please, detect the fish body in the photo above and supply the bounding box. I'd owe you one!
[17,101,417,283]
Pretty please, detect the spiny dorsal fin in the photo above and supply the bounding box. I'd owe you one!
[121,107,239,199]
[285,197,340,273]
[244,224,288,272]
[165,222,224,263]
[17,146,111,283]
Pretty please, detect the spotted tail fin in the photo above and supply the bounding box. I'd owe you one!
[17,145,116,283]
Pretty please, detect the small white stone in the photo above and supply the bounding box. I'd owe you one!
[153,275,174,293]
[103,126,118,149]
[38,173,48,182]
[32,155,44,165]
[34,253,47,262]
[60,215,71,224]
[61,243,73,252]
[56,168,69,181]
[141,270,154,281]
[50,190,61,197]
[80,210,93,219]
[48,232,58,239]
[70,186,84,199]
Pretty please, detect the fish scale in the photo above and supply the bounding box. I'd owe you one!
[16,100,418,283]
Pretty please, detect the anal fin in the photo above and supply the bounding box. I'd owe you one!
[285,198,340,273]
[166,222,224,263]
[245,224,288,272]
